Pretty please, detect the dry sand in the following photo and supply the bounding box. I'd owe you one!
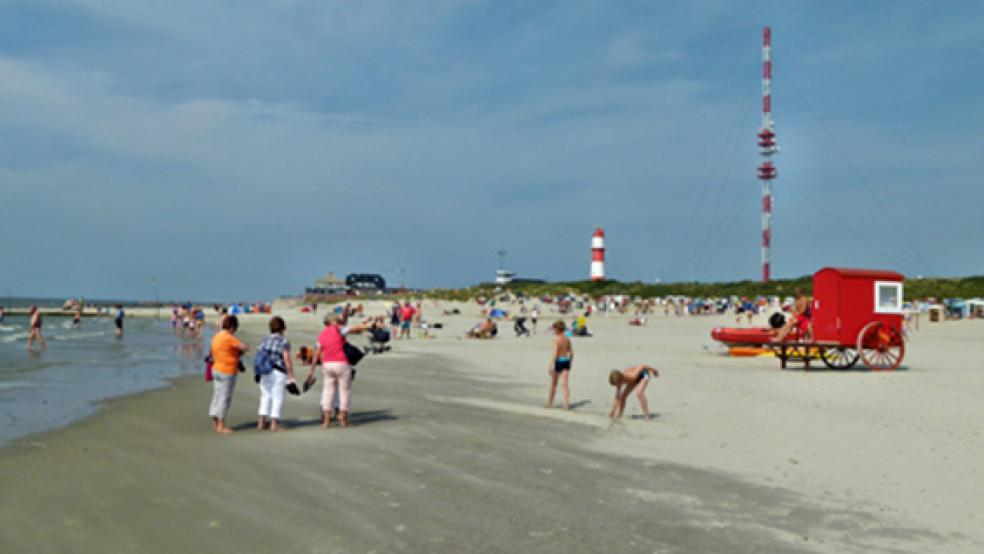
[1,301,981,553]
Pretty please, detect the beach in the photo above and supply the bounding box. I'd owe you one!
[1,303,981,553]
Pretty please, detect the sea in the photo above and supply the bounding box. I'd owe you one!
[0,298,211,447]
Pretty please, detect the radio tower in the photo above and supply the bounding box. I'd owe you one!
[757,27,778,282]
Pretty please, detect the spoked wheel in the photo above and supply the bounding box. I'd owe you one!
[857,321,905,370]
[820,347,859,370]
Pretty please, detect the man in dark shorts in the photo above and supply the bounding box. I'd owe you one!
[114,305,125,338]
[399,301,414,340]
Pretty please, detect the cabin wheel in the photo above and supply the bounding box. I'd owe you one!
[857,321,905,370]
[820,347,859,370]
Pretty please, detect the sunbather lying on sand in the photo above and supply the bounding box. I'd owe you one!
[466,318,497,339]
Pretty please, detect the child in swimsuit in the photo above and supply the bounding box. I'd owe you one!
[296,345,319,365]
[545,320,573,410]
[608,365,659,420]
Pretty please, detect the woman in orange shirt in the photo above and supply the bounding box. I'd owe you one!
[209,315,248,433]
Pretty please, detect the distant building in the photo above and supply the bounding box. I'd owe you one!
[494,269,544,286]
[346,273,386,292]
[510,277,546,285]
[305,272,347,295]
[495,269,516,285]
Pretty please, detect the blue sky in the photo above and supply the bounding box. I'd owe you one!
[1,1,982,301]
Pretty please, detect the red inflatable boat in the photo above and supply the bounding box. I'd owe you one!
[710,326,801,346]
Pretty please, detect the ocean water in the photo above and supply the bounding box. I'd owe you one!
[0,314,211,447]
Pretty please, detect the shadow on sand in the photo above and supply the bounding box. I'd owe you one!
[783,364,911,373]
[230,409,399,431]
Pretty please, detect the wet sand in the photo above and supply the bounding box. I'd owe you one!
[1,306,980,553]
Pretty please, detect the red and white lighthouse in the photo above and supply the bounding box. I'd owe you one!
[590,227,606,281]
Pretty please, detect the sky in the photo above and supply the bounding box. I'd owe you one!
[1,0,982,301]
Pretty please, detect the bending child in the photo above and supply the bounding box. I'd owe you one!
[608,365,659,420]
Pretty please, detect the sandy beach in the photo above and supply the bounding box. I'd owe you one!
[1,302,981,553]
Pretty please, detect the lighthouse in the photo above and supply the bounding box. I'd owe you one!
[590,227,606,281]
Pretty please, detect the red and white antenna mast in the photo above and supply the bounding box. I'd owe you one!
[757,26,778,282]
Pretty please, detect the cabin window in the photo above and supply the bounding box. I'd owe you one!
[874,281,904,314]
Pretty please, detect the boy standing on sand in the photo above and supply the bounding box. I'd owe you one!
[545,320,573,410]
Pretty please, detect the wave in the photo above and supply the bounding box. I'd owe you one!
[48,330,111,342]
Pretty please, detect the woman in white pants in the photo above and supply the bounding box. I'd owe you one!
[256,316,295,431]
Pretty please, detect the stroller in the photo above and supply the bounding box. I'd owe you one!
[513,317,530,337]
[368,325,392,353]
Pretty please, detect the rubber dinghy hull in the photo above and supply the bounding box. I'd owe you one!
[711,326,784,346]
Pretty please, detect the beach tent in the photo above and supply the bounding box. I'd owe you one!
[945,299,967,319]
[228,304,243,315]
[966,299,984,319]
[489,308,507,319]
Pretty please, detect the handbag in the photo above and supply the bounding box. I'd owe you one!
[204,353,214,382]
[343,341,365,367]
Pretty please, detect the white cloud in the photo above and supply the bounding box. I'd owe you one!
[1,1,982,297]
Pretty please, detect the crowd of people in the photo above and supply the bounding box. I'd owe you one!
[202,295,666,435]
[199,282,955,435]
[20,302,126,352]
[206,312,374,434]
[388,300,431,339]
[171,304,208,338]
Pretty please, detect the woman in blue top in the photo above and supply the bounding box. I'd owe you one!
[256,316,296,431]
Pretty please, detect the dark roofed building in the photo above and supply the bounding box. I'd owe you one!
[346,273,386,291]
